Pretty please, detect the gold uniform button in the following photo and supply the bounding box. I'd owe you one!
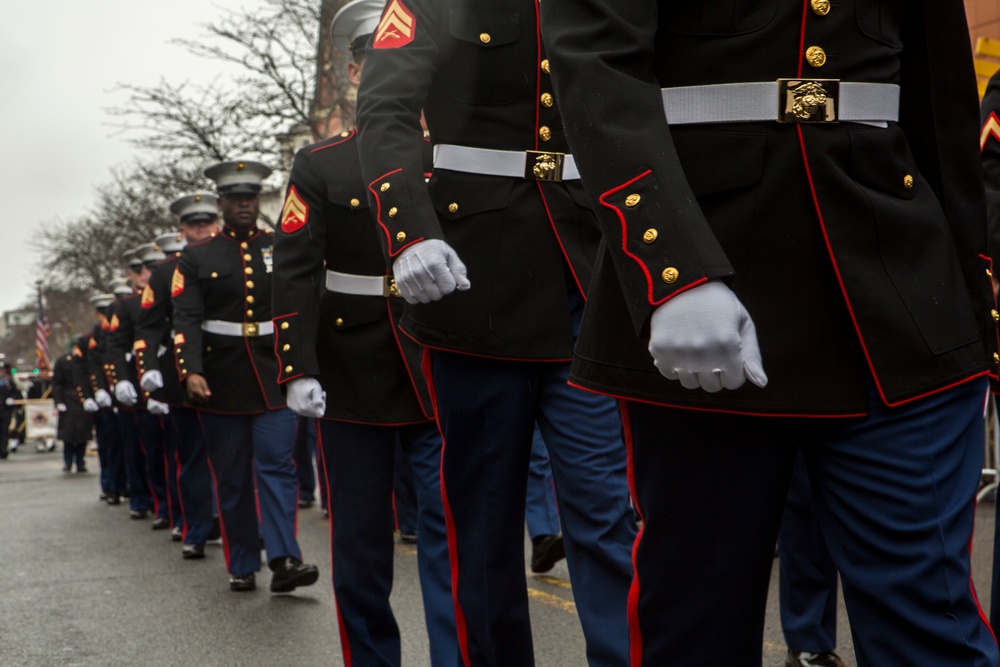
[245,267,253,275]
[480,33,491,44]
[643,229,658,244]
[240,242,248,250]
[988,269,994,278]
[246,280,255,289]
[341,131,350,138]
[246,310,254,318]
[211,272,218,278]
[810,0,831,15]
[541,92,554,108]
[389,207,399,218]
[541,59,550,74]
[246,296,255,304]
[448,202,459,213]
[335,318,344,327]
[903,174,915,190]
[281,322,290,330]
[380,182,391,192]
[992,309,1000,322]
[805,46,827,68]
[282,344,290,352]
[661,267,679,284]
[396,231,407,242]
[243,253,252,261]
[176,348,182,354]
[625,194,641,208]
[994,352,999,365]
[285,365,294,373]
[350,198,360,207]
[179,359,185,364]
[539,126,552,141]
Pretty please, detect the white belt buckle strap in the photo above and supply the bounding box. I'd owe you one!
[325,270,399,298]
[200,319,275,337]
[433,144,581,182]
[660,80,899,126]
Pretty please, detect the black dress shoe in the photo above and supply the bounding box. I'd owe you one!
[182,543,205,559]
[785,651,847,667]
[106,495,121,506]
[99,493,108,501]
[129,509,148,520]
[76,466,87,473]
[229,573,256,592]
[530,533,566,574]
[321,508,329,520]
[171,526,184,542]
[268,557,319,593]
[399,530,418,544]
[297,498,314,509]
[151,516,170,530]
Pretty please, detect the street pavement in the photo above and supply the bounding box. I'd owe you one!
[0,443,996,666]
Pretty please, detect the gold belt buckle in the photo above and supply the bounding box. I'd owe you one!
[383,277,400,298]
[525,150,566,182]
[777,78,839,123]
[242,321,259,337]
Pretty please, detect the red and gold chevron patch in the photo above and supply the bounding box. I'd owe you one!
[88,337,97,350]
[171,268,185,297]
[281,185,309,233]
[73,346,83,358]
[374,0,415,49]
[109,314,120,332]
[141,284,155,309]
[174,333,186,346]
[134,339,147,351]
[982,112,1000,151]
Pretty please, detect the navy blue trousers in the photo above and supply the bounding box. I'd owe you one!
[173,407,215,546]
[293,415,318,503]
[779,450,838,654]
[623,378,998,667]
[136,410,180,524]
[525,427,560,540]
[117,410,150,512]
[393,438,418,534]
[319,419,458,667]
[200,408,302,576]
[96,410,124,496]
[430,349,636,667]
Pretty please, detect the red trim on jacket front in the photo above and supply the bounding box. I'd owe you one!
[310,128,356,153]
[385,299,434,420]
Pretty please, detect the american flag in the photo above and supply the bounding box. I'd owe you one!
[35,287,51,371]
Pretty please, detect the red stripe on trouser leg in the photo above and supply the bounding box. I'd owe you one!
[967,499,997,644]
[317,425,354,667]
[620,401,645,667]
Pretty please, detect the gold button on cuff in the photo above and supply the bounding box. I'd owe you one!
[246,296,255,304]
[285,365,293,373]
[282,344,290,352]
[388,207,398,217]
[243,254,252,261]
[179,359,185,364]
[246,281,255,289]
[281,322,290,330]
[903,174,915,190]
[396,231,407,242]
[541,59,550,74]
[240,242,248,250]
[805,46,827,68]
[448,203,459,213]
[335,318,344,327]
[176,348,182,354]
[994,352,999,365]
[992,309,999,322]
[625,194,641,208]
[810,0,831,15]
[539,126,552,141]
[541,93,554,108]
[480,33,491,44]
[341,131,350,137]
[643,229,658,244]
[211,272,218,278]
[661,267,679,284]
[380,182,390,192]
[245,267,253,275]
[988,269,994,278]
[350,198,360,207]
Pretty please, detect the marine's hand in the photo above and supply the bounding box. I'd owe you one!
[184,374,212,405]
[140,370,164,392]
[83,398,99,413]
[94,388,112,408]
[648,281,767,392]
[391,239,471,304]
[286,378,326,419]
[114,381,138,406]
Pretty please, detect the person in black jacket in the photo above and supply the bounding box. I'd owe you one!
[540,0,1000,665]
[52,353,92,472]
[0,362,21,459]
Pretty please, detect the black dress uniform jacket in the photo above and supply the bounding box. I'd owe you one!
[356,0,603,361]
[105,293,146,408]
[134,253,188,407]
[272,130,433,424]
[172,227,285,414]
[540,0,999,415]
[53,354,93,443]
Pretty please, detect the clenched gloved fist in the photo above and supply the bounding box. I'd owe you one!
[4,397,13,407]
[140,370,164,393]
[83,398,99,413]
[56,403,67,412]
[114,381,138,406]
[94,388,113,408]
[391,239,471,304]
[286,378,326,419]
[146,399,170,416]
[648,281,767,393]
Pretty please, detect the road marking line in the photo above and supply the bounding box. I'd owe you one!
[528,587,577,614]
[529,573,572,589]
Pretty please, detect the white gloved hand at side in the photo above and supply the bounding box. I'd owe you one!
[114,381,138,406]
[391,239,471,304]
[83,398,99,413]
[648,281,768,393]
[140,370,164,392]
[286,378,326,419]
[146,399,170,416]
[94,388,112,408]
[56,403,67,412]
[4,397,13,407]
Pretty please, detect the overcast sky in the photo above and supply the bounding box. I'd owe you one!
[0,0,264,316]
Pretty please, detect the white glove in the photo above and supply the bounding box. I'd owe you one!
[56,403,67,412]
[140,370,164,392]
[391,239,471,304]
[94,388,113,408]
[146,399,170,416]
[83,398,99,413]
[114,381,138,406]
[286,378,326,419]
[648,281,768,393]
[4,397,13,407]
